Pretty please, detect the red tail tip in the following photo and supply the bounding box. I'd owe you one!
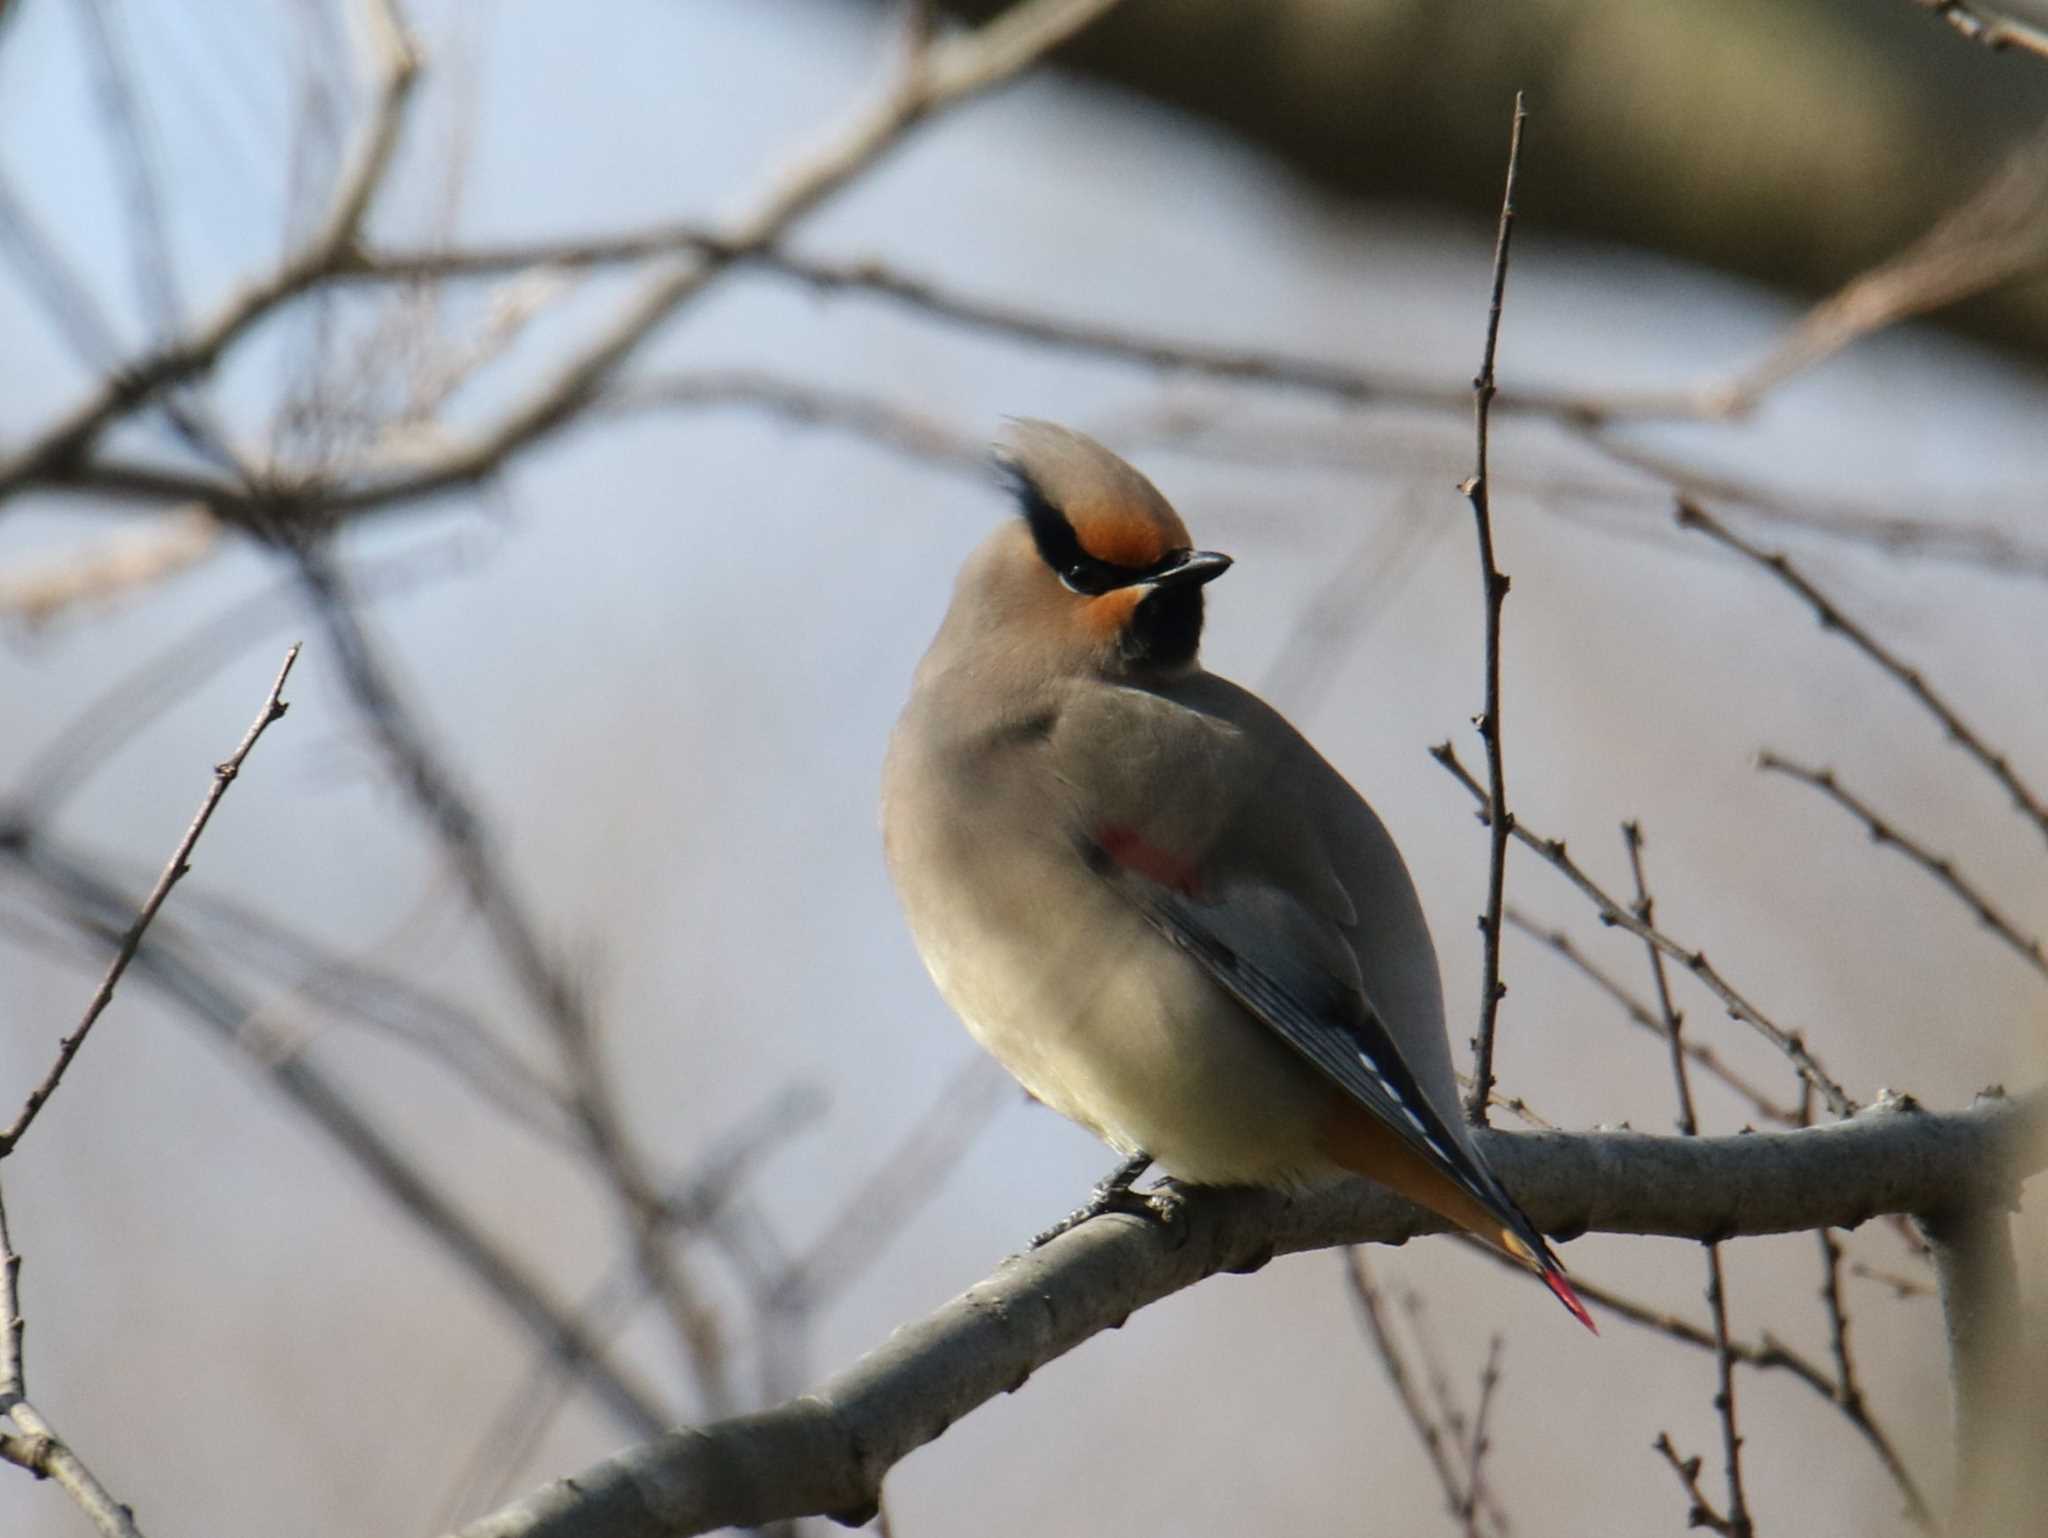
[1545,1268,1599,1335]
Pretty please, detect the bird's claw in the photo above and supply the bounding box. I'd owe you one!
[1029,1156,1192,1249]
[1029,1151,1160,1248]
[1141,1176,1190,1246]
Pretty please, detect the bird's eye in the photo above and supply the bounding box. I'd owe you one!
[1059,558,1128,596]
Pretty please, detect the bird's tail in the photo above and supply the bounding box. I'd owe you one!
[1497,1222,1597,1334]
[1323,1110,1598,1333]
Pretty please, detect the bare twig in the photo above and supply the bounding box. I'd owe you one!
[305,0,1127,517]
[1459,1335,1506,1538]
[72,0,184,338]
[357,232,1470,413]
[349,135,2048,456]
[438,1085,829,1526]
[0,508,222,627]
[1698,1245,1751,1534]
[768,1054,1015,1318]
[1624,825,1752,1538]
[0,1183,147,1538]
[1343,1251,1479,1533]
[294,546,733,1416]
[1680,500,2048,848]
[0,0,418,500]
[1757,750,2048,983]
[1703,122,2048,414]
[1816,1227,1864,1420]
[1652,1432,1733,1536]
[1434,741,1856,1116]
[0,169,124,371]
[0,644,299,1156]
[1623,824,1698,1138]
[1503,907,1802,1125]
[3,829,670,1439]
[1849,1259,1935,1299]
[596,369,984,472]
[1570,423,2048,580]
[1460,93,1527,1126]
[1458,1235,1933,1526]
[7,527,485,821]
[1912,0,2048,62]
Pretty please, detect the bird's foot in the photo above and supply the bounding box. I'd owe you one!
[1029,1151,1155,1248]
[1141,1176,1190,1248]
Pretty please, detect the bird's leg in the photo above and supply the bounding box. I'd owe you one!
[1029,1151,1154,1248]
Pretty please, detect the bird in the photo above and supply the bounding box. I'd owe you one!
[881,420,1593,1332]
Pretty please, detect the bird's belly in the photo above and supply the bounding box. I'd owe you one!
[905,862,1337,1188]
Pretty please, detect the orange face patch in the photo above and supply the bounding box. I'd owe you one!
[1077,584,1148,639]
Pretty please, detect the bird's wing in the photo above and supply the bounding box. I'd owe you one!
[1046,679,1492,1199]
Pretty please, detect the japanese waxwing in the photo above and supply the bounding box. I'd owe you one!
[881,420,1592,1331]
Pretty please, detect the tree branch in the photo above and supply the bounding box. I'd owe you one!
[0,644,298,1156]
[308,0,1125,518]
[0,1181,147,1538]
[1912,0,2048,63]
[1679,500,2048,849]
[1434,741,1856,1116]
[1460,93,1527,1124]
[1918,1148,2033,1529]
[1757,750,2048,983]
[439,1091,2044,1538]
[0,0,417,501]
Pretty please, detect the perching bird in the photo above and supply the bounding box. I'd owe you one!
[882,420,1592,1332]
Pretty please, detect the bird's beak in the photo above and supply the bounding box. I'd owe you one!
[1144,549,1233,590]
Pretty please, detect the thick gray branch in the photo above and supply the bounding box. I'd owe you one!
[1920,1191,2037,1529]
[444,1090,2044,1538]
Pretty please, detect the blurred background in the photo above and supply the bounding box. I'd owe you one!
[2,0,2046,1534]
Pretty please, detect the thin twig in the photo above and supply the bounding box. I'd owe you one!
[1816,1227,1865,1420]
[72,0,183,338]
[1503,907,1802,1125]
[4,829,672,1439]
[596,369,985,471]
[1849,1259,1935,1300]
[343,131,2048,451]
[0,168,124,371]
[1758,750,2048,983]
[294,547,733,1416]
[1913,0,2048,62]
[1623,824,1698,1138]
[1625,826,1752,1538]
[357,231,1470,410]
[300,0,1127,518]
[1434,741,1856,1116]
[1460,92,1527,1126]
[1343,1251,1469,1529]
[0,1182,148,1538]
[1570,424,2048,580]
[1653,1432,1733,1536]
[1702,122,2048,415]
[437,1085,828,1526]
[0,644,299,1156]
[768,1054,1014,1316]
[1459,1336,1506,1538]
[1680,500,2048,849]
[0,0,418,499]
[1457,1235,1934,1525]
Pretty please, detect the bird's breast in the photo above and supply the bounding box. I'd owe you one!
[883,720,1337,1185]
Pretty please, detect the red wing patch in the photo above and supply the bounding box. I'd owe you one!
[1096,823,1202,896]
